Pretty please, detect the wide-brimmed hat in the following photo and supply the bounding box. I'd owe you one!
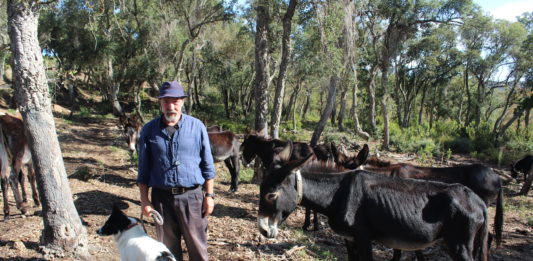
[157,81,188,99]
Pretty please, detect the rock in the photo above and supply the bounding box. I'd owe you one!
[12,241,26,251]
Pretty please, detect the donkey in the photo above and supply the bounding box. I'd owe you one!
[511,155,533,195]
[0,114,40,220]
[362,157,504,252]
[241,134,369,230]
[208,131,241,192]
[258,142,490,261]
[119,114,142,153]
[511,155,532,182]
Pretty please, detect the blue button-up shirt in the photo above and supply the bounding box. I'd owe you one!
[137,114,215,188]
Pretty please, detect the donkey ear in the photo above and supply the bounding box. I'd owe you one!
[355,144,370,166]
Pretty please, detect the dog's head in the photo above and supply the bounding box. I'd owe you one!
[96,205,137,236]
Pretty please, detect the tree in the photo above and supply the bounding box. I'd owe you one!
[270,0,297,139]
[7,0,89,259]
[253,0,271,137]
[372,0,471,150]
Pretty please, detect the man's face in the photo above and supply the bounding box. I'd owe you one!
[160,97,185,123]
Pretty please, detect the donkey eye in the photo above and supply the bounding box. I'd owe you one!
[266,193,278,201]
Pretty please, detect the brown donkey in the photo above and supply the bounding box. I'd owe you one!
[0,113,40,220]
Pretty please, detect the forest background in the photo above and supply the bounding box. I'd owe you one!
[1,0,531,165]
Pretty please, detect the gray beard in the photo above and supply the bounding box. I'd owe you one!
[164,112,179,123]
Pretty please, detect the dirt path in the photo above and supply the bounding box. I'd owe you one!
[0,114,531,260]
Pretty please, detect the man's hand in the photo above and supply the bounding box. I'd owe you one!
[202,196,214,218]
[141,201,154,217]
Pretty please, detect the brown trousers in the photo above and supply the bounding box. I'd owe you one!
[152,187,208,261]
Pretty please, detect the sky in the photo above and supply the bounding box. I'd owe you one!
[473,0,533,21]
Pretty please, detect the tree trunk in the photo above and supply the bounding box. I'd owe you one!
[381,69,390,150]
[366,65,378,133]
[337,87,347,131]
[497,102,532,140]
[418,84,427,125]
[134,82,144,123]
[464,66,472,123]
[351,69,370,140]
[8,1,89,259]
[252,0,271,183]
[270,0,297,139]
[301,89,310,120]
[492,79,518,136]
[525,107,531,136]
[285,79,303,121]
[107,58,123,116]
[310,75,337,146]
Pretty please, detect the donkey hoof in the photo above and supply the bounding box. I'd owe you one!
[229,187,237,193]
[3,215,10,221]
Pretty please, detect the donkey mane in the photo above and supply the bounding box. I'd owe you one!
[300,160,349,175]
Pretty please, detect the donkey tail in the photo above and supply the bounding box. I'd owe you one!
[494,184,504,247]
[476,207,490,261]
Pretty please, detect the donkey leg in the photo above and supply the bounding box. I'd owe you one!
[354,235,374,261]
[27,164,40,206]
[1,177,10,220]
[8,167,27,215]
[312,210,320,231]
[345,239,359,261]
[18,168,28,203]
[232,153,240,191]
[303,207,311,231]
[224,158,238,192]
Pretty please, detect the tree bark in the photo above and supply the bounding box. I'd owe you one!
[337,86,347,131]
[270,0,297,139]
[381,69,390,150]
[310,76,337,146]
[8,1,89,259]
[107,58,123,116]
[252,0,271,183]
[253,0,270,137]
[301,89,310,120]
[366,65,378,133]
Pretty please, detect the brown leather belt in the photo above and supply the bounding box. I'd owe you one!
[156,185,200,195]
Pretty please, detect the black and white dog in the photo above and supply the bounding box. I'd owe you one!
[97,205,176,261]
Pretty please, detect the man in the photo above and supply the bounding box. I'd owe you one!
[137,80,215,260]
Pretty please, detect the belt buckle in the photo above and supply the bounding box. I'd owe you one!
[171,187,184,194]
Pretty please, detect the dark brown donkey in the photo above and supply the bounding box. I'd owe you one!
[0,114,40,220]
[362,157,503,261]
[207,130,241,192]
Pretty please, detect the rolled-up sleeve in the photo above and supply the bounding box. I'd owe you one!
[199,125,215,180]
[137,126,151,185]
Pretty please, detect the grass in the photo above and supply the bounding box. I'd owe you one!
[504,195,533,227]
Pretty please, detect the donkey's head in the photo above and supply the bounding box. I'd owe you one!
[258,141,312,238]
[240,134,259,167]
[332,143,369,170]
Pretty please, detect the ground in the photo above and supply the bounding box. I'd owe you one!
[0,109,532,261]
